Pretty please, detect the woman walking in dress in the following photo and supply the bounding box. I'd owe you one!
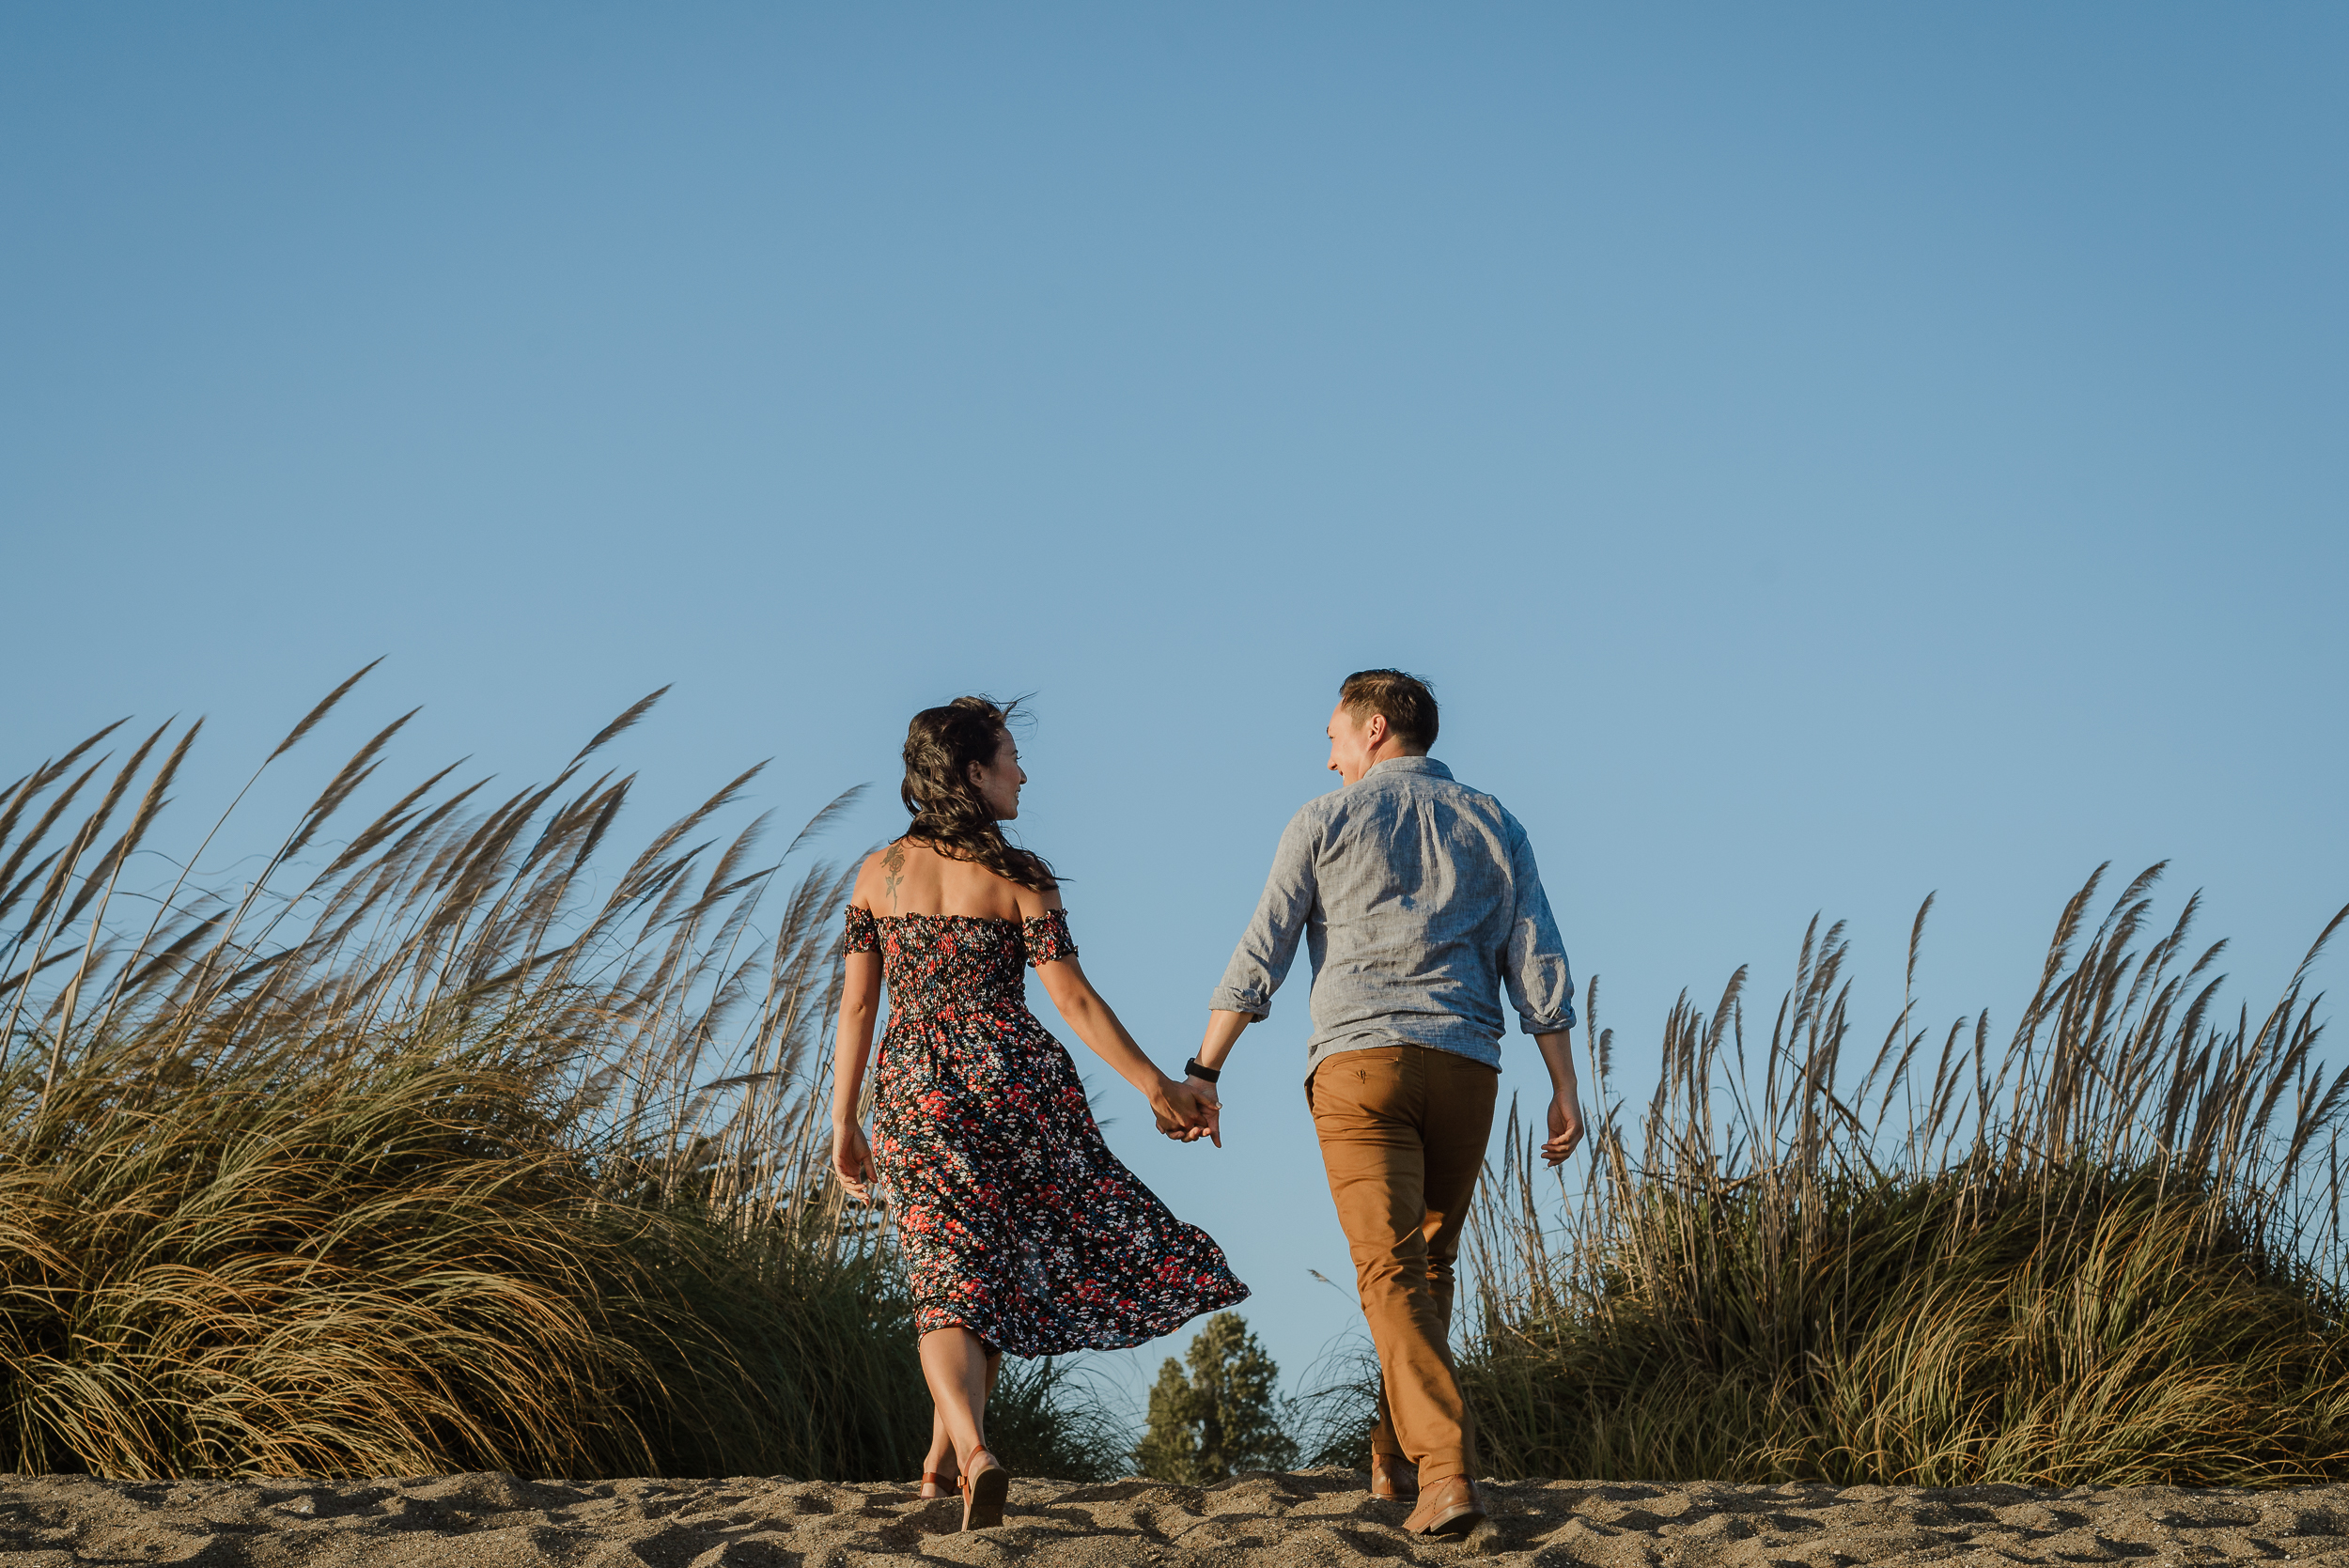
[832,696,1248,1530]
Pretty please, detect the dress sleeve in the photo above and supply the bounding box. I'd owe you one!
[1022,908,1079,967]
[843,905,879,954]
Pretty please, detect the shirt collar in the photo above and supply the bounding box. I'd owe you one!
[1363,755,1452,782]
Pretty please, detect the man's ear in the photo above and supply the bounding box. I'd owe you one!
[1363,712,1390,750]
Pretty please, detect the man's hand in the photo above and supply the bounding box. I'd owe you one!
[1531,1029,1585,1167]
[833,1121,875,1199]
[1152,1077,1213,1141]
[1176,1010,1249,1147]
[1185,1076,1223,1148]
[1542,1090,1585,1166]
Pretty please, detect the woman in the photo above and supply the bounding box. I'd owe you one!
[832,696,1248,1530]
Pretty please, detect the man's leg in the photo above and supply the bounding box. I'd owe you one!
[1310,1046,1482,1487]
[1361,1048,1501,1467]
[1419,1048,1500,1473]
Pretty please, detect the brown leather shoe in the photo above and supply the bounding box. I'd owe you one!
[1368,1453,1420,1500]
[1403,1476,1485,1538]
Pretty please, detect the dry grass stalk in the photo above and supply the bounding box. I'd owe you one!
[0,671,984,1479]
[1465,866,2349,1487]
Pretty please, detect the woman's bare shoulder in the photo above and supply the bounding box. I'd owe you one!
[848,841,910,912]
[911,846,1029,921]
[1012,877,1066,919]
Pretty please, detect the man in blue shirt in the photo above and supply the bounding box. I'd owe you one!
[1187,670,1584,1539]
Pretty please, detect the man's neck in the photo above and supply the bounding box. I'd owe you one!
[1349,747,1428,782]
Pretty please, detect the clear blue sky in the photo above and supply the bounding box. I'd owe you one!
[6,4,2345,1420]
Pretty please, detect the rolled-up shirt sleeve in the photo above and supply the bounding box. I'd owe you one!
[1501,817,1577,1033]
[1208,809,1320,1018]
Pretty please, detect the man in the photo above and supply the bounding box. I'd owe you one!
[1185,670,1583,1539]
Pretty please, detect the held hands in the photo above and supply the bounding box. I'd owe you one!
[1149,1076,1221,1147]
[1183,1076,1222,1148]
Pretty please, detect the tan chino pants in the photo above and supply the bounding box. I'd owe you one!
[1308,1044,1499,1486]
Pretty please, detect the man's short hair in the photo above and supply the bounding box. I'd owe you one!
[1338,669,1439,751]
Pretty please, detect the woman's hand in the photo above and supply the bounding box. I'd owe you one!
[833,1120,875,1199]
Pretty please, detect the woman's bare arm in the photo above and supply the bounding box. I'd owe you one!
[830,948,883,1193]
[1007,882,1208,1137]
[831,856,890,1194]
[1031,953,1208,1135]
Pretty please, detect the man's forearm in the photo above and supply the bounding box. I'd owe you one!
[1534,1026,1588,1164]
[1192,1009,1254,1075]
[1532,1028,1578,1093]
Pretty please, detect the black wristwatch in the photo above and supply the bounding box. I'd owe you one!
[1183,1057,1221,1083]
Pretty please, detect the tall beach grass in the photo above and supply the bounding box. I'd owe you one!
[0,673,1106,1480]
[1464,869,2349,1486]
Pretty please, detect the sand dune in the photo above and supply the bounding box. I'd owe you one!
[6,1467,2349,1565]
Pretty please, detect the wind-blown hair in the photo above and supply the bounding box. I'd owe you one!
[898,696,1057,891]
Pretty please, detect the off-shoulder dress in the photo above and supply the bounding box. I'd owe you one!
[845,905,1249,1356]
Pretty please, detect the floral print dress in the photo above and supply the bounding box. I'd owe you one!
[847,905,1249,1356]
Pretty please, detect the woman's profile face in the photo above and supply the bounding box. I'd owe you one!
[968,733,1026,821]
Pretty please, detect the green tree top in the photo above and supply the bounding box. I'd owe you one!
[1132,1312,1300,1483]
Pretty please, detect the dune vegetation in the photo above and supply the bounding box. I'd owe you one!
[1462,869,2349,1488]
[0,670,1113,1482]
[12,673,2349,1490]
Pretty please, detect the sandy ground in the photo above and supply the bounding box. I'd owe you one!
[6,1467,2349,1565]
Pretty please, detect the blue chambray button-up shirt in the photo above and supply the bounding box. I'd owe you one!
[1209,755,1576,1077]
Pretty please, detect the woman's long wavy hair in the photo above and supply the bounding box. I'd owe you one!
[899,696,1057,891]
